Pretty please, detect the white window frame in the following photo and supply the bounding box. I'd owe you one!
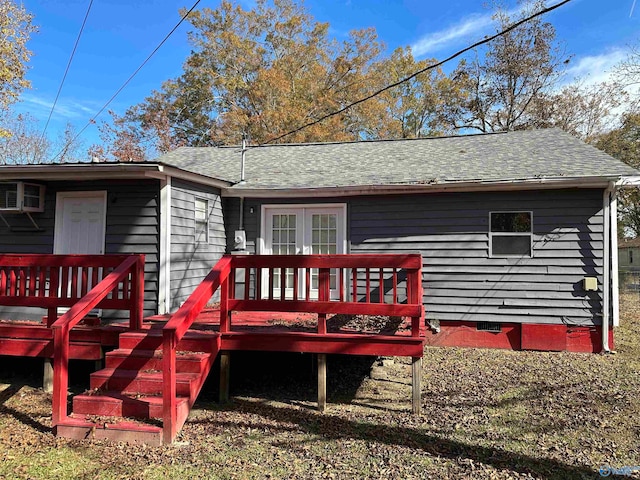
[489,211,533,258]
[194,197,209,244]
[259,203,347,299]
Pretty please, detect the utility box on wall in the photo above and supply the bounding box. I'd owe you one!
[583,277,598,291]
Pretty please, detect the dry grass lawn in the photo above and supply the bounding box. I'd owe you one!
[0,296,639,479]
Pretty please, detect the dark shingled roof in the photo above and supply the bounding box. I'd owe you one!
[619,238,640,249]
[155,129,639,190]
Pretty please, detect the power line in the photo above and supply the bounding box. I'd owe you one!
[50,0,202,163]
[261,0,572,145]
[39,0,94,142]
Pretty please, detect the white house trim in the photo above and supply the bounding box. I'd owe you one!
[611,188,619,327]
[158,176,172,314]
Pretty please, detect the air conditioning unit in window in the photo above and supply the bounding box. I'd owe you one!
[0,182,45,213]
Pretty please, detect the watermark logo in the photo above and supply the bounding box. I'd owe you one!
[599,465,640,477]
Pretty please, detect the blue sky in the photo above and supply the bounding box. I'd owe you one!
[13,0,640,152]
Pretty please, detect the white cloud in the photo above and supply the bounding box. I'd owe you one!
[17,94,96,120]
[411,13,493,58]
[411,6,521,58]
[563,48,629,85]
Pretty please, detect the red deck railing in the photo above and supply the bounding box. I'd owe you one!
[162,253,423,443]
[0,254,145,427]
[0,254,145,328]
[224,254,424,335]
[162,256,232,443]
[49,254,145,426]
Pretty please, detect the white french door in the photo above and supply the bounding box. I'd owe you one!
[262,205,346,300]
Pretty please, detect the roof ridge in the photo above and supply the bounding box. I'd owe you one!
[203,129,525,150]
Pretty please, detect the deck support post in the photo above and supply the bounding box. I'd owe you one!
[317,353,326,412]
[43,358,53,393]
[219,352,230,403]
[411,356,422,414]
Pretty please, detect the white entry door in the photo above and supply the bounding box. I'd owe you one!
[262,205,346,299]
[54,192,107,255]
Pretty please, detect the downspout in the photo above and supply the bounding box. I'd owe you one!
[239,133,246,230]
[234,133,247,252]
[611,183,620,328]
[602,182,614,353]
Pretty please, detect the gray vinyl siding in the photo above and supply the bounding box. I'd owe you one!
[0,180,160,320]
[169,179,225,311]
[225,189,604,326]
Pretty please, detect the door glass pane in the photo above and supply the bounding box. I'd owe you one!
[271,214,296,289]
[311,213,338,290]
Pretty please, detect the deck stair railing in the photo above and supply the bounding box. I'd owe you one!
[162,253,423,443]
[0,254,147,429]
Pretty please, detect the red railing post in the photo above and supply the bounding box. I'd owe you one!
[418,262,425,337]
[130,255,145,330]
[317,268,330,335]
[162,330,177,444]
[220,276,230,333]
[52,324,69,426]
[410,269,421,338]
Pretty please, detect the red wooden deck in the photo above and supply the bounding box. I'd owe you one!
[0,253,425,445]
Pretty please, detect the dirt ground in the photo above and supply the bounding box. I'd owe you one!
[0,296,639,479]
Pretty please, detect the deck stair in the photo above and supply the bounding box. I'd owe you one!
[56,329,220,445]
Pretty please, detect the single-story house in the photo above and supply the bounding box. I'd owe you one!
[0,128,637,353]
[618,237,640,270]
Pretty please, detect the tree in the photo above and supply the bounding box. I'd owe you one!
[117,0,383,151]
[596,112,640,237]
[87,110,147,162]
[0,112,48,164]
[0,0,36,117]
[0,112,85,164]
[614,41,640,110]
[364,47,468,139]
[528,80,626,141]
[452,0,567,133]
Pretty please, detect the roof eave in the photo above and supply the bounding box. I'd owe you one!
[0,163,232,189]
[222,176,626,198]
[0,163,163,181]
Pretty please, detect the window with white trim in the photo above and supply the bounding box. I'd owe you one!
[261,204,346,299]
[194,197,209,243]
[489,211,532,257]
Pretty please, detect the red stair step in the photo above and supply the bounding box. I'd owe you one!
[105,349,211,373]
[55,416,162,446]
[72,391,190,420]
[118,330,218,352]
[90,368,199,396]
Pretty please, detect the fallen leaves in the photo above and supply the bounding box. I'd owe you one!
[0,297,640,478]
